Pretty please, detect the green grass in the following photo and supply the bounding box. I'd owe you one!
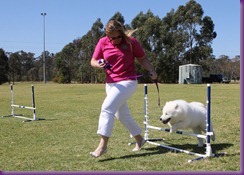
[0,82,241,172]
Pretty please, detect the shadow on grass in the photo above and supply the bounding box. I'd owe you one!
[98,147,168,162]
[36,118,58,121]
[98,142,233,162]
[165,142,233,154]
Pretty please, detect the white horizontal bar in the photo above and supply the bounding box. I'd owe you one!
[147,141,207,158]
[147,125,207,139]
[11,105,35,110]
[12,115,35,121]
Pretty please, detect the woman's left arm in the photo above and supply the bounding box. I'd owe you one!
[137,55,157,80]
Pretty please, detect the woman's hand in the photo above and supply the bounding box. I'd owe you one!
[97,59,106,69]
[90,58,105,69]
[149,69,157,81]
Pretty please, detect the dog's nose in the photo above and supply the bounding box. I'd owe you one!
[160,118,162,121]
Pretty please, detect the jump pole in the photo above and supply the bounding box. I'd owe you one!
[143,84,165,142]
[143,83,226,162]
[2,84,45,122]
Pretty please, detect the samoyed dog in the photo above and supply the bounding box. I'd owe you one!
[160,100,215,147]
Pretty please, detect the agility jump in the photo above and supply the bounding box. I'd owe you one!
[142,84,226,162]
[2,84,45,122]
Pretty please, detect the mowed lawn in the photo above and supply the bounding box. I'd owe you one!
[0,82,241,172]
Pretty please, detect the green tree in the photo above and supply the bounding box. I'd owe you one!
[214,55,233,78]
[28,67,39,81]
[201,55,240,81]
[131,10,163,82]
[18,51,35,81]
[231,56,240,81]
[200,57,215,77]
[80,18,104,83]
[53,43,77,83]
[109,12,125,25]
[174,0,217,64]
[8,52,22,84]
[158,9,185,83]
[45,52,55,81]
[0,49,9,84]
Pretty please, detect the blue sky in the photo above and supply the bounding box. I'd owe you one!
[0,0,240,58]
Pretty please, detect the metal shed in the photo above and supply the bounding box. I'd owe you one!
[179,64,202,84]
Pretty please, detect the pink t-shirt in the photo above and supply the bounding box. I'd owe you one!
[92,36,145,83]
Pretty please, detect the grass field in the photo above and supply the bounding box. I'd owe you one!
[0,82,241,173]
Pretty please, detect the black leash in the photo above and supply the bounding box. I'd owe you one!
[153,79,161,108]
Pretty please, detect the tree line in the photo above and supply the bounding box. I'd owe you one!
[0,0,240,85]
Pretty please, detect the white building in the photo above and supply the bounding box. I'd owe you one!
[179,64,202,84]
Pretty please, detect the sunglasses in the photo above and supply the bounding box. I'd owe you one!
[109,35,122,41]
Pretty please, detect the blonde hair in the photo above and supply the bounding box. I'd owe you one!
[105,20,137,45]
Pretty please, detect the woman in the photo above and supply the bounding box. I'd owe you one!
[90,20,157,158]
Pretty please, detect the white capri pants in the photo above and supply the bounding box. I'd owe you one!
[97,80,142,137]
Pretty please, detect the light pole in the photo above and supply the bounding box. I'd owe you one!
[41,13,47,84]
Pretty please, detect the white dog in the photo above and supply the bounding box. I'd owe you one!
[160,99,215,147]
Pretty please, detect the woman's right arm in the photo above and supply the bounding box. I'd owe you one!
[90,58,105,69]
[91,38,106,69]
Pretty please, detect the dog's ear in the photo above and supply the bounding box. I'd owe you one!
[174,103,178,110]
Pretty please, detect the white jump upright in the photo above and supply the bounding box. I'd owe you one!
[2,84,44,122]
[142,83,225,162]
